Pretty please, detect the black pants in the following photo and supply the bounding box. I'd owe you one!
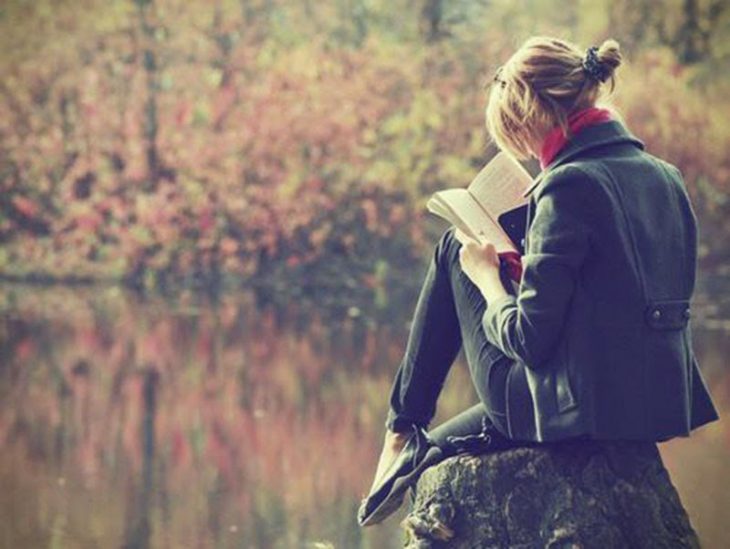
[385,227,535,448]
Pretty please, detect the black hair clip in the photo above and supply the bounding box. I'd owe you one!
[582,46,610,83]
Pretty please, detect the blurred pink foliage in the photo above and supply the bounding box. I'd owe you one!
[0,1,728,287]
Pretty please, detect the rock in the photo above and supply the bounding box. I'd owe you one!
[401,438,699,548]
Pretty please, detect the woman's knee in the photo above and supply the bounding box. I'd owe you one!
[434,226,462,270]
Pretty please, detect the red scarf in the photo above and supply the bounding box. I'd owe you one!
[539,106,614,169]
[498,106,613,284]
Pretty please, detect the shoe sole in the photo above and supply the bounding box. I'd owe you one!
[358,445,443,527]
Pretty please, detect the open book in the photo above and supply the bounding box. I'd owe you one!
[426,152,532,254]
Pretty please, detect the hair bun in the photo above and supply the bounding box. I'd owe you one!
[596,39,622,75]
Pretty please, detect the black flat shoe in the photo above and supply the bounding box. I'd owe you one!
[357,425,444,527]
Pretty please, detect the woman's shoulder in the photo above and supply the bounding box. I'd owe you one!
[537,149,678,192]
[643,154,688,190]
[532,162,603,202]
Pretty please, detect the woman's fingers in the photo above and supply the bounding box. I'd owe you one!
[458,238,501,290]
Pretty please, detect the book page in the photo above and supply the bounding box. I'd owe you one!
[426,196,478,241]
[467,152,533,218]
[427,189,488,241]
[472,221,517,252]
[427,189,517,252]
[456,223,517,252]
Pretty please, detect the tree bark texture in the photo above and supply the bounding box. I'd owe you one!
[402,439,700,548]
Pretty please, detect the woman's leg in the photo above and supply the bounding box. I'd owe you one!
[385,226,522,438]
[442,228,517,438]
[427,402,490,447]
[384,228,464,434]
[367,227,532,497]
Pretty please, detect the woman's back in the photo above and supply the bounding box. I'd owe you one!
[489,119,719,442]
[553,129,697,310]
[596,149,696,300]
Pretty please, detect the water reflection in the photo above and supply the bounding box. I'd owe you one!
[0,283,727,548]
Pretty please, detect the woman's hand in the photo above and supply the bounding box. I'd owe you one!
[459,238,500,287]
[459,238,508,303]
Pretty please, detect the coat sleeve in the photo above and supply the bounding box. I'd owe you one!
[481,166,593,369]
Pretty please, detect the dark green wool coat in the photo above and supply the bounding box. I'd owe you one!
[482,119,720,442]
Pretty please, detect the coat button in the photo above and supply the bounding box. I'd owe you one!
[652,309,662,320]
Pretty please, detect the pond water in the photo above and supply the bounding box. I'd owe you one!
[0,281,728,548]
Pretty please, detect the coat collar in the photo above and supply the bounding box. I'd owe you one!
[522,119,645,198]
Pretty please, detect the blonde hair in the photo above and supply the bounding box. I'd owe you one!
[485,36,623,160]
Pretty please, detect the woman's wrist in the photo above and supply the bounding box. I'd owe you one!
[477,271,508,303]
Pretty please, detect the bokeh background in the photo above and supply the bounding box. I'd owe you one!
[0,1,728,548]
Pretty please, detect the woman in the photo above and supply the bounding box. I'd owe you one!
[358,36,720,527]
